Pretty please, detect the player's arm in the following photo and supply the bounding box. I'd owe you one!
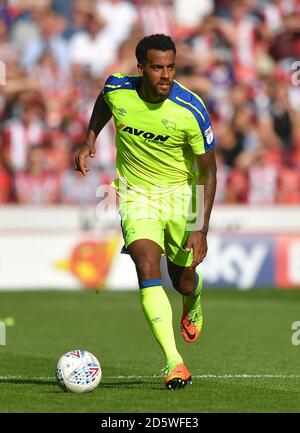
[74,91,112,176]
[195,149,217,235]
[185,149,217,267]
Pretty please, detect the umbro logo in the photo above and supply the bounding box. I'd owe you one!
[150,317,162,325]
[124,228,135,238]
[117,107,127,117]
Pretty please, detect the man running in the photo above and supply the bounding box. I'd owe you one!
[74,34,217,390]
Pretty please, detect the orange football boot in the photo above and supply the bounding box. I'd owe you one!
[164,363,192,390]
[180,310,203,343]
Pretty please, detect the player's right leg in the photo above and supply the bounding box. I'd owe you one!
[119,188,191,389]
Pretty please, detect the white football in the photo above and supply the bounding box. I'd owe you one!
[56,349,102,393]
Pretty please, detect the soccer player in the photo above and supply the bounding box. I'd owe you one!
[74,34,217,390]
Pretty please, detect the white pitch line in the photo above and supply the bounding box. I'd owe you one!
[108,374,300,379]
[1,374,300,381]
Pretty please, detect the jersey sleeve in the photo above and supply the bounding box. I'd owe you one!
[102,73,139,111]
[102,73,125,93]
[185,105,216,155]
[102,74,122,108]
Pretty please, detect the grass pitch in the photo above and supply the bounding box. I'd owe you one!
[0,288,300,413]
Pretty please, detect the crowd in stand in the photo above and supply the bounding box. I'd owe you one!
[0,0,300,206]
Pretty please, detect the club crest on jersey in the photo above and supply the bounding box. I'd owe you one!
[161,119,176,131]
[204,126,214,144]
[118,124,170,142]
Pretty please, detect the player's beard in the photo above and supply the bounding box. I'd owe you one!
[140,75,173,101]
[148,79,172,99]
[156,82,172,96]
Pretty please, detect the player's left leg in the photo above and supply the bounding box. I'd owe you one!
[166,260,203,344]
[164,183,203,343]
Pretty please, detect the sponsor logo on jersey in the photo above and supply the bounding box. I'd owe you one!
[117,124,170,142]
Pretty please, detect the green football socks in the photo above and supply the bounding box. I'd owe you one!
[183,270,203,316]
[140,285,183,368]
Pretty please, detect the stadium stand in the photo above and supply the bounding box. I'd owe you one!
[0,0,299,205]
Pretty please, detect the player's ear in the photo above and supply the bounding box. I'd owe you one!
[137,63,143,76]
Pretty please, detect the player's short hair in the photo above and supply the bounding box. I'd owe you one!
[135,34,176,65]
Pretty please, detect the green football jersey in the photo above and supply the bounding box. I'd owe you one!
[102,73,215,191]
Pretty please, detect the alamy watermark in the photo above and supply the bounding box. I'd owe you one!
[291,321,300,346]
[95,183,204,231]
[0,321,6,345]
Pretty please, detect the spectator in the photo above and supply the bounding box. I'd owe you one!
[276,161,300,204]
[0,154,13,203]
[0,0,299,206]
[137,0,174,38]
[3,97,47,172]
[60,169,101,205]
[226,165,248,204]
[217,124,243,168]
[247,146,278,205]
[269,82,294,153]
[96,0,137,46]
[173,0,214,39]
[104,33,142,79]
[51,0,73,21]
[68,10,117,78]
[60,0,92,40]
[46,129,73,175]
[30,49,73,127]
[10,2,47,53]
[292,128,300,169]
[214,149,231,204]
[231,107,260,153]
[14,145,60,204]
[60,148,102,205]
[0,16,19,65]
[217,0,259,85]
[21,9,70,74]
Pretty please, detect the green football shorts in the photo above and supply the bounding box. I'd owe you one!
[118,184,199,267]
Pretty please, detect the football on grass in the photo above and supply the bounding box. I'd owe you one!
[56,349,102,393]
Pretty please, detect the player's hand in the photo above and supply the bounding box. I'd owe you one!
[185,231,208,268]
[74,142,96,176]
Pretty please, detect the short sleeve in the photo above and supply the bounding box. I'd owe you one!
[185,105,216,155]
